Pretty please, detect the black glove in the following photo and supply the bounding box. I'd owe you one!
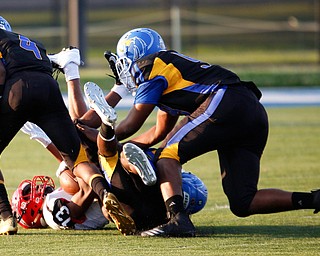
[104,50,121,85]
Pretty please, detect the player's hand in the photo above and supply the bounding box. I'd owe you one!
[104,50,121,85]
[75,122,99,143]
[20,122,52,148]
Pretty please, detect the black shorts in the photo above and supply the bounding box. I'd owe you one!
[0,71,81,165]
[160,84,269,215]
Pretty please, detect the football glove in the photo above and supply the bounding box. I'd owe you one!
[20,122,52,148]
[104,50,121,85]
[56,161,69,178]
[48,46,83,81]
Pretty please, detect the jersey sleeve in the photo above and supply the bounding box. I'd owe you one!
[134,76,167,105]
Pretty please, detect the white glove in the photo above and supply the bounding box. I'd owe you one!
[47,47,82,82]
[20,122,52,148]
[111,83,130,99]
[56,160,69,178]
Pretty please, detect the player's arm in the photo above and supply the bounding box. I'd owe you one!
[67,178,96,219]
[20,122,64,163]
[128,109,178,149]
[67,78,87,121]
[115,103,155,141]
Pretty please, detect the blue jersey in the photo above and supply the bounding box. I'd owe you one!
[131,50,241,116]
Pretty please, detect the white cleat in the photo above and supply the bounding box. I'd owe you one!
[48,47,82,68]
[84,82,117,127]
[0,215,18,235]
[123,143,157,186]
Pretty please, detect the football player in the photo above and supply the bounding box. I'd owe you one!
[19,48,207,234]
[92,27,320,237]
[42,177,109,230]
[0,16,129,235]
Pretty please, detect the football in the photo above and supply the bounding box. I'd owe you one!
[59,169,80,195]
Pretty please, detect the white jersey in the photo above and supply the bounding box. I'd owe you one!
[43,188,108,230]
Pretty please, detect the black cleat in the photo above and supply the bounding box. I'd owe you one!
[140,212,196,237]
[312,189,320,214]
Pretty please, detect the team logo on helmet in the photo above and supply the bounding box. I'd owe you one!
[122,36,148,62]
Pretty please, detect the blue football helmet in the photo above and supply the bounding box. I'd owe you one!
[115,28,166,93]
[182,171,208,214]
[0,16,12,31]
[143,149,207,214]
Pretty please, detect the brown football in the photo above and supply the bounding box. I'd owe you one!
[59,169,80,195]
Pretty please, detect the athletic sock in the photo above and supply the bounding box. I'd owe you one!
[292,192,313,209]
[90,175,110,203]
[0,183,13,219]
[165,195,184,217]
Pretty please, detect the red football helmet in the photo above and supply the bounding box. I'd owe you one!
[11,175,55,229]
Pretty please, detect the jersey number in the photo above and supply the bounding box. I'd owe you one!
[19,35,42,60]
[54,205,72,227]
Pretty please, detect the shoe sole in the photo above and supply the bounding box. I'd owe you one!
[84,82,117,127]
[0,229,18,235]
[140,228,195,237]
[104,192,136,235]
[123,143,157,186]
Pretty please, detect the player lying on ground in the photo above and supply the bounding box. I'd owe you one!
[11,173,109,230]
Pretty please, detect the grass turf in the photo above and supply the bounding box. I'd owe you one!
[0,107,320,255]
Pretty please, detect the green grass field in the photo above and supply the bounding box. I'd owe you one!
[0,107,320,255]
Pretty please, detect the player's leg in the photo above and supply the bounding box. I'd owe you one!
[0,78,29,235]
[96,123,136,235]
[216,89,320,216]
[0,170,18,235]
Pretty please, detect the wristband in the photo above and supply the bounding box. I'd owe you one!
[64,63,80,82]
[111,83,129,99]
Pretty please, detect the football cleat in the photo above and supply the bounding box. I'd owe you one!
[48,47,82,69]
[84,82,117,127]
[103,192,136,235]
[123,143,157,186]
[312,189,320,213]
[0,215,18,235]
[140,212,196,237]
